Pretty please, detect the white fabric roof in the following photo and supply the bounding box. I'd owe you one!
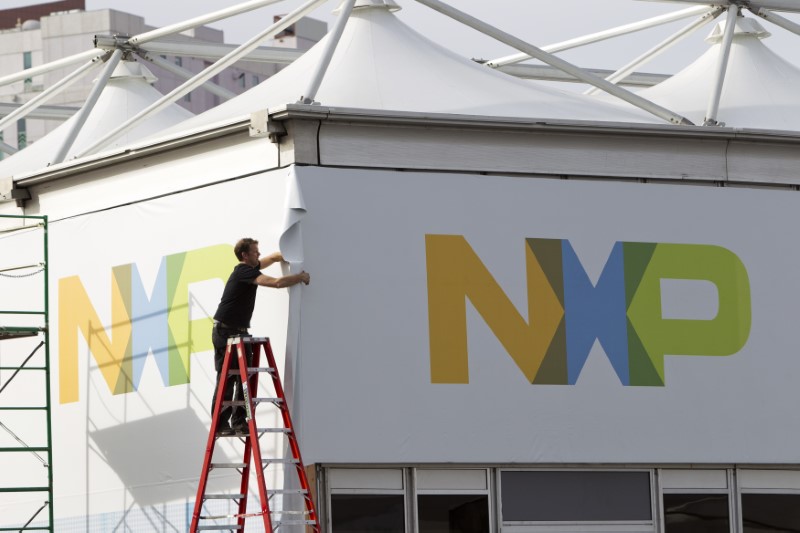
[0,62,193,179]
[635,16,800,130]
[165,3,652,136]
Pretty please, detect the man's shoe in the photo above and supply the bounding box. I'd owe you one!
[232,420,249,433]
[217,425,235,436]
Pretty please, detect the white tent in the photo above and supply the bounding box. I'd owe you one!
[636,16,800,130]
[0,62,193,179]
[163,0,653,138]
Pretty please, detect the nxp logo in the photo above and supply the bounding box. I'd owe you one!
[426,235,751,386]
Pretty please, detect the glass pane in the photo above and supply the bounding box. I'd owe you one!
[742,494,800,532]
[663,493,729,533]
[418,494,489,533]
[332,494,405,533]
[501,470,652,521]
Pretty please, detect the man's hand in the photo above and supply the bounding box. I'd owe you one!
[298,271,310,285]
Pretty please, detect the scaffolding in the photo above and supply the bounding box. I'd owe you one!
[0,214,53,533]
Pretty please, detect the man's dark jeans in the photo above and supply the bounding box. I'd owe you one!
[211,324,253,429]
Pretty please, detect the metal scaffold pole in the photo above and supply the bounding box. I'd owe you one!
[0,214,53,533]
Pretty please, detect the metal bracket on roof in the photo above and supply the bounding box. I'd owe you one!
[250,110,287,143]
[0,177,31,207]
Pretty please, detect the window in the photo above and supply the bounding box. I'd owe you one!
[418,495,488,533]
[417,470,490,533]
[23,51,32,91]
[741,494,800,532]
[661,469,730,533]
[331,494,405,533]
[501,470,652,522]
[738,469,800,533]
[663,493,729,533]
[328,469,406,533]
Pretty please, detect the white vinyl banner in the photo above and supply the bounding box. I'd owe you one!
[290,166,800,465]
[1,169,295,528]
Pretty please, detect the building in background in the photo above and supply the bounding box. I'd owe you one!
[0,0,326,152]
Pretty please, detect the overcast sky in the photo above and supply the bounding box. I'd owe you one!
[25,0,800,72]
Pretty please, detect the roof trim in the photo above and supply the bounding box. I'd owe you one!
[13,104,800,188]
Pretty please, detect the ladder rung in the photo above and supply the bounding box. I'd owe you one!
[268,489,308,495]
[223,397,283,406]
[210,463,247,469]
[227,367,275,376]
[214,428,292,438]
[196,526,243,531]
[0,447,49,452]
[272,510,310,515]
[204,493,245,500]
[0,406,48,411]
[274,520,318,526]
[262,458,300,465]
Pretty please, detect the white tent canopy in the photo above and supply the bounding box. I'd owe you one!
[0,62,193,179]
[635,16,800,130]
[162,1,653,138]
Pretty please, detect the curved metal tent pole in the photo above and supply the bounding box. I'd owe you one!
[415,0,694,125]
[51,49,124,165]
[137,51,238,101]
[0,140,18,155]
[486,5,712,69]
[638,0,800,14]
[751,7,800,36]
[704,4,740,126]
[138,40,303,65]
[585,6,724,96]
[299,0,356,104]
[77,0,330,158]
[129,0,288,46]
[0,54,107,135]
[0,49,104,90]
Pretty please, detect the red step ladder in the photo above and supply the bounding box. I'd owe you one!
[190,336,320,532]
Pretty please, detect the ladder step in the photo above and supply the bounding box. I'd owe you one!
[204,493,245,500]
[223,397,283,406]
[210,463,247,469]
[262,458,300,465]
[268,489,308,495]
[196,526,243,531]
[215,428,292,438]
[227,367,275,376]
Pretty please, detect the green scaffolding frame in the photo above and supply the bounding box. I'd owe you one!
[0,214,53,532]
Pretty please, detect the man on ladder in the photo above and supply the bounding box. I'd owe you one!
[211,237,310,436]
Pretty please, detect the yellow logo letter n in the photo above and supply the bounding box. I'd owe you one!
[425,235,564,384]
[59,267,132,404]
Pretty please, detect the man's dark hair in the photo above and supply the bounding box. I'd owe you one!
[234,238,259,260]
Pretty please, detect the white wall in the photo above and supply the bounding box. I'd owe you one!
[289,166,800,465]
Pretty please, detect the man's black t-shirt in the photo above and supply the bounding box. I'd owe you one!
[213,263,260,328]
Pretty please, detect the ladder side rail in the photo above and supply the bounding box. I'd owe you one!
[245,341,274,533]
[263,339,320,529]
[235,338,273,532]
[190,341,236,532]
